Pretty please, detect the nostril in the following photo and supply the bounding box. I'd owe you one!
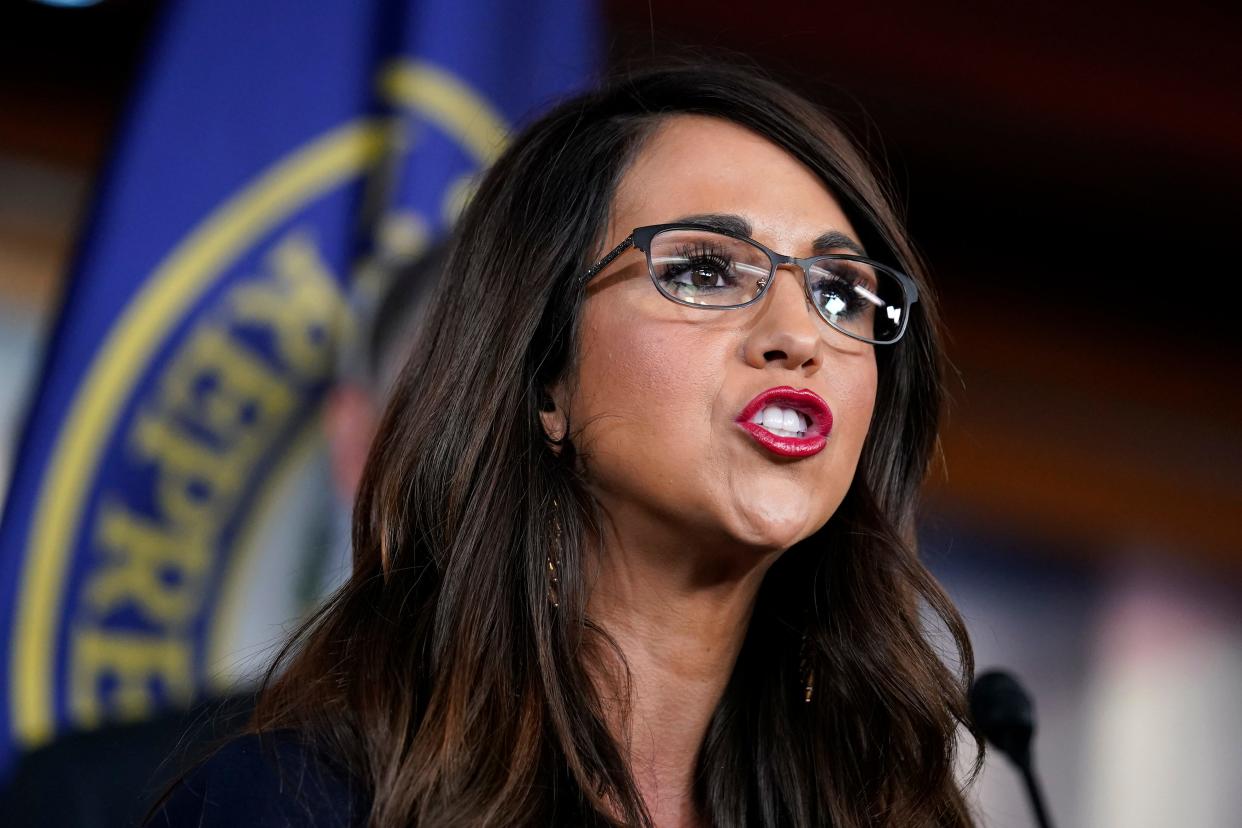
[763,349,788,362]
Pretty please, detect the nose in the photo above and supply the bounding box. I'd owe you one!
[742,264,822,372]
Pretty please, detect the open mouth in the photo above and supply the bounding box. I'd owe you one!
[746,405,813,438]
[735,387,833,458]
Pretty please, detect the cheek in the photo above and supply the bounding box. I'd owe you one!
[837,360,878,438]
[590,325,682,404]
[823,354,878,489]
[569,303,726,488]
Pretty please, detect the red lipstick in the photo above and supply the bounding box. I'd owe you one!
[735,386,833,458]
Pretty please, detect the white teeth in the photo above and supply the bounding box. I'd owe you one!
[781,408,799,433]
[761,406,783,429]
[750,405,809,438]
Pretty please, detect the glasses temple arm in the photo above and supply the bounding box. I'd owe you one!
[581,235,635,283]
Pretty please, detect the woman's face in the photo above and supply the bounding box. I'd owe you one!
[549,115,878,569]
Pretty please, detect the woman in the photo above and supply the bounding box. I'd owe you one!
[155,62,980,827]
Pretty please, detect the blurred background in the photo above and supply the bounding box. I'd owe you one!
[0,0,1239,825]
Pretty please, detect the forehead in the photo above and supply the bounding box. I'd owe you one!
[610,114,860,253]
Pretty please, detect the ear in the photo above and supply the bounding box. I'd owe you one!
[538,385,567,447]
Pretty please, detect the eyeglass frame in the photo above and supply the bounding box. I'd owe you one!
[580,222,920,346]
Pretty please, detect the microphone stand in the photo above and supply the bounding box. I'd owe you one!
[1013,743,1053,828]
[969,669,1056,828]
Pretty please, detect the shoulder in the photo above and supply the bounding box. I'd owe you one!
[148,730,369,827]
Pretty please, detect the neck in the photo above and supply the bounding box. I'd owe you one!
[586,514,774,827]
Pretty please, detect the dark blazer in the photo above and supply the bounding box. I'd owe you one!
[148,731,369,827]
[0,696,253,828]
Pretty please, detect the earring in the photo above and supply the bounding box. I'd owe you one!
[799,632,815,703]
[546,498,562,608]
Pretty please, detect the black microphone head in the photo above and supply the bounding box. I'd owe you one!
[970,669,1035,769]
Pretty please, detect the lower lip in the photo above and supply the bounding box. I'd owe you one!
[737,422,828,458]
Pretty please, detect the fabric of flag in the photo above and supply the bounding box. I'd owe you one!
[0,0,596,777]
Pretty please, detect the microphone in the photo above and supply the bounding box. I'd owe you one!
[969,670,1055,828]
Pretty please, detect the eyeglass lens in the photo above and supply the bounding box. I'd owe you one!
[646,228,906,343]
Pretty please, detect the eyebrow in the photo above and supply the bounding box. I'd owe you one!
[668,212,866,256]
[810,229,866,257]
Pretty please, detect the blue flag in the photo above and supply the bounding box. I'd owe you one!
[0,0,596,776]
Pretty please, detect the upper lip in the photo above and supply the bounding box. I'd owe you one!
[735,386,833,437]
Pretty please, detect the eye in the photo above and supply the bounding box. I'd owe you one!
[809,262,880,321]
[821,281,851,308]
[671,259,729,288]
[656,245,739,294]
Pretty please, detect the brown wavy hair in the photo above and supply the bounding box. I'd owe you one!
[253,61,982,826]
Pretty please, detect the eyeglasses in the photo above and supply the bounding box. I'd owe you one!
[581,223,919,345]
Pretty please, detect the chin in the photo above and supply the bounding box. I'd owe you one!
[725,503,822,554]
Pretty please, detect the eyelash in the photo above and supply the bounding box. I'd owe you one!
[810,275,873,318]
[654,243,735,286]
[672,243,730,270]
